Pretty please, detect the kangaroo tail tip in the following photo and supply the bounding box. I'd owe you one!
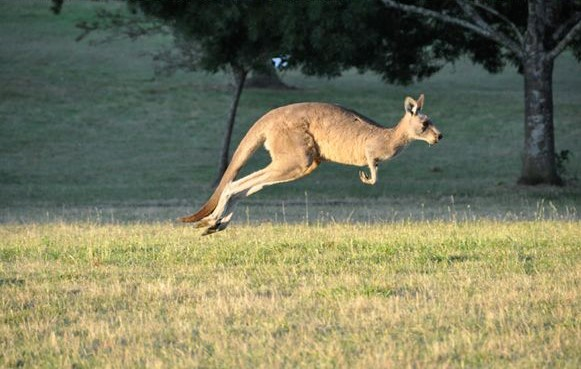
[179,202,216,223]
[180,214,201,223]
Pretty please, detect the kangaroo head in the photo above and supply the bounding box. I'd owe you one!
[403,94,442,145]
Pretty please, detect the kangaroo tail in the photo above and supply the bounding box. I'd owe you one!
[180,126,265,223]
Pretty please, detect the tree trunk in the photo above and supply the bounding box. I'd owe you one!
[518,55,562,185]
[214,67,247,185]
[517,3,563,187]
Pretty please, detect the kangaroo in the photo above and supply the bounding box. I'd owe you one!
[182,94,442,235]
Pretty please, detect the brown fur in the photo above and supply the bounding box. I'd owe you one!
[181,95,442,234]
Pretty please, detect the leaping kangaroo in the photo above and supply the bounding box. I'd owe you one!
[182,94,442,235]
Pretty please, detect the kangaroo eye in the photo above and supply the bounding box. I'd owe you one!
[421,121,429,131]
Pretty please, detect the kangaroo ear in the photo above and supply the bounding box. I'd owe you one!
[416,94,424,111]
[404,96,418,115]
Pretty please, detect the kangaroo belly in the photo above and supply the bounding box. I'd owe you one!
[311,129,368,166]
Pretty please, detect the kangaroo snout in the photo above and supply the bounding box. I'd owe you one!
[429,127,442,145]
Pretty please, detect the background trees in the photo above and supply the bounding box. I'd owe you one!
[52,0,581,186]
[382,0,581,185]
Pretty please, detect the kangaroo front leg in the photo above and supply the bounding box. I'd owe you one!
[359,157,378,185]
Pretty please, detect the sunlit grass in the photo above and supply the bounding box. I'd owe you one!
[1,221,579,368]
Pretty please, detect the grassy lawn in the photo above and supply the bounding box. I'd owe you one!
[1,221,580,368]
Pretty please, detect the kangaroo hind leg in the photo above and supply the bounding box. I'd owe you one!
[201,161,317,235]
[200,132,319,235]
[195,168,270,233]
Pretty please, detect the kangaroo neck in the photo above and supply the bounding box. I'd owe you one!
[385,117,411,156]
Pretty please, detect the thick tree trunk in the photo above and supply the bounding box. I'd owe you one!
[214,67,247,185]
[517,0,562,186]
[518,58,562,184]
[518,56,561,185]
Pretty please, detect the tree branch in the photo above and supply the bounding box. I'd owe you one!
[75,8,168,44]
[382,0,523,59]
[382,0,487,36]
[552,12,581,42]
[548,16,581,60]
[455,0,523,57]
[472,1,524,44]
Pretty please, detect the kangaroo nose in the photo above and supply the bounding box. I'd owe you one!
[438,133,443,140]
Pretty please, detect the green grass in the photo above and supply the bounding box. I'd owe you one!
[1,221,580,368]
[1,0,580,223]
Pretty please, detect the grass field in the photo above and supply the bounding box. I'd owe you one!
[1,1,581,368]
[1,221,580,368]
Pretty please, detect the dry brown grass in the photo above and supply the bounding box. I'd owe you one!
[1,221,579,368]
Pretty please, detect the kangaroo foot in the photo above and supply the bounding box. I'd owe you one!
[201,222,227,236]
[199,213,234,236]
[194,217,215,229]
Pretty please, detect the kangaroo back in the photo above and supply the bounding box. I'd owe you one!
[180,126,265,223]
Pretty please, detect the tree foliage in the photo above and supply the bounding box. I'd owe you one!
[128,0,283,75]
[280,0,465,83]
[128,0,494,84]
[383,0,581,68]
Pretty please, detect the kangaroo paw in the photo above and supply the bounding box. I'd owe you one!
[359,170,376,185]
[359,170,372,185]
[359,170,368,182]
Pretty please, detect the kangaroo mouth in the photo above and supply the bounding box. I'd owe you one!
[429,134,442,146]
